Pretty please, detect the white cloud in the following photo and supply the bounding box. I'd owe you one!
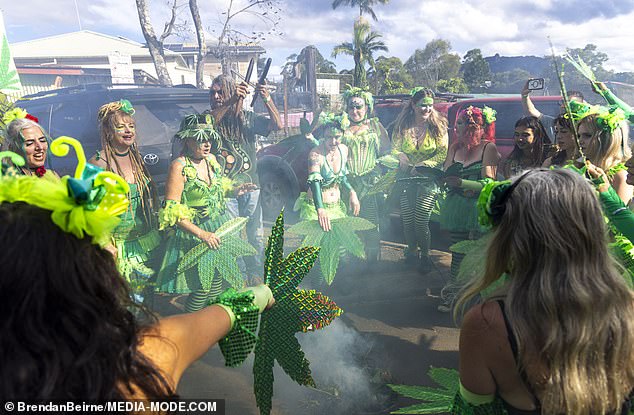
[5,0,634,74]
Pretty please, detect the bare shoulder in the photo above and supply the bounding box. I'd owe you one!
[339,143,349,155]
[89,151,108,169]
[461,301,505,337]
[169,157,186,174]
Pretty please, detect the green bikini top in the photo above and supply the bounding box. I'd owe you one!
[307,145,349,189]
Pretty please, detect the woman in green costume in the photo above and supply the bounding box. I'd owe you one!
[577,107,632,204]
[156,114,255,312]
[439,105,500,312]
[450,169,634,415]
[390,88,447,273]
[291,113,375,285]
[90,100,160,303]
[296,112,360,229]
[340,87,390,262]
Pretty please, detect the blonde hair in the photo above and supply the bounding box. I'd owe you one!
[457,168,634,414]
[98,108,157,227]
[579,114,631,171]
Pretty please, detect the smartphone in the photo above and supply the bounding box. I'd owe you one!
[527,78,545,91]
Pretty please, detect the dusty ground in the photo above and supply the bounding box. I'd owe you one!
[152,227,460,415]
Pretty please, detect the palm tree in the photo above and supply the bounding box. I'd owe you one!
[332,19,388,88]
[332,0,389,21]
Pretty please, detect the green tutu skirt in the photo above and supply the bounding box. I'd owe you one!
[294,192,347,221]
[439,192,481,233]
[155,211,232,293]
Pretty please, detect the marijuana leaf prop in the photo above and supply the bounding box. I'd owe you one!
[388,367,459,414]
[288,216,375,284]
[254,212,343,415]
[0,35,21,93]
[177,217,255,290]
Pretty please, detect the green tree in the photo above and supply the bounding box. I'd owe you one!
[332,18,388,88]
[540,43,616,98]
[436,78,468,94]
[331,0,390,21]
[368,56,413,94]
[404,39,461,89]
[490,68,531,93]
[461,49,492,92]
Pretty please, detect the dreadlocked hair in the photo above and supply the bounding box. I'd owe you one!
[391,88,447,147]
[98,109,157,228]
[211,75,247,143]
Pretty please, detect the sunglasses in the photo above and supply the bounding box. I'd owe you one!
[350,104,365,110]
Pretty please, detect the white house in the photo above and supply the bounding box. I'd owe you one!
[10,31,204,89]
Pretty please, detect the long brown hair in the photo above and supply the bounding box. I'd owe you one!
[98,109,157,227]
[392,89,448,147]
[457,169,634,414]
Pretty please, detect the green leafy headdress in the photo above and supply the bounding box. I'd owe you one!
[317,112,350,138]
[342,85,374,114]
[176,113,221,143]
[0,137,129,246]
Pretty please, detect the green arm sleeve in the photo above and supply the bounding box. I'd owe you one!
[599,88,634,123]
[309,179,324,210]
[600,186,634,242]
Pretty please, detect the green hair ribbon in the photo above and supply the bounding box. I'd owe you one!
[597,106,627,133]
[2,107,27,125]
[118,99,135,115]
[481,106,497,124]
[477,180,511,228]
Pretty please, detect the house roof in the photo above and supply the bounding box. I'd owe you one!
[11,30,181,59]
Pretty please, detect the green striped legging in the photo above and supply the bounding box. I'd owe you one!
[185,273,224,313]
[399,181,438,258]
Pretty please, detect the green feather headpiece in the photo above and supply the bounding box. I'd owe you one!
[176,113,221,143]
[318,112,350,136]
[342,85,374,114]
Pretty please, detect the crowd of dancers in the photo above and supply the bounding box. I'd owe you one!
[1,70,634,414]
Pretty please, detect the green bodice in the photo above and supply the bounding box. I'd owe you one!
[181,157,228,222]
[341,118,382,176]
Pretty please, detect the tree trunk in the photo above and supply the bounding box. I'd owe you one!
[135,0,173,86]
[189,0,206,88]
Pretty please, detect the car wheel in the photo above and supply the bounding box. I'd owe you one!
[259,171,292,221]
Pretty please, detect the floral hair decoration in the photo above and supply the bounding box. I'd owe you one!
[97,99,135,122]
[0,137,130,246]
[463,105,497,125]
[176,113,221,143]
[477,172,533,228]
[343,85,374,114]
[2,107,39,125]
[318,112,350,136]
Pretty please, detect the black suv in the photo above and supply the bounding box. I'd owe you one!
[17,84,210,192]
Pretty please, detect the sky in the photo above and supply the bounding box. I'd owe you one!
[4,0,634,80]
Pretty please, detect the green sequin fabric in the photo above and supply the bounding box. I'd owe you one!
[211,288,260,367]
[254,212,343,415]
